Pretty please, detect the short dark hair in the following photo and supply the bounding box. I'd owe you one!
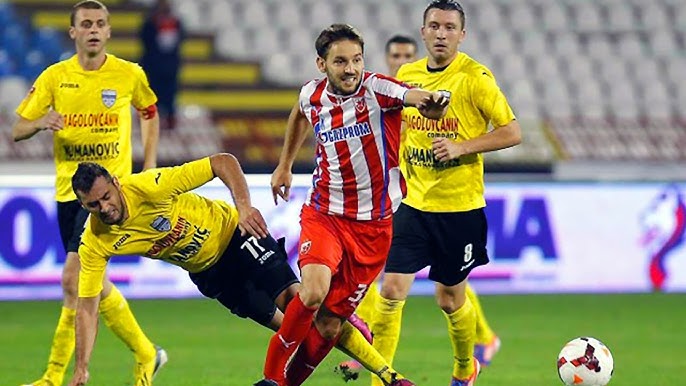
[423,0,466,29]
[315,24,364,59]
[70,0,109,27]
[72,162,113,196]
[385,35,418,53]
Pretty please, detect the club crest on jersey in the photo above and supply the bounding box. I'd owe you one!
[101,89,117,108]
[150,216,172,232]
[300,240,312,255]
[354,98,367,113]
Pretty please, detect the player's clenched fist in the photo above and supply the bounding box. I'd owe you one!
[39,110,64,131]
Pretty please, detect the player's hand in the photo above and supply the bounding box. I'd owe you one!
[271,165,292,205]
[38,110,64,131]
[432,137,464,162]
[237,205,269,239]
[68,368,89,386]
[416,92,450,120]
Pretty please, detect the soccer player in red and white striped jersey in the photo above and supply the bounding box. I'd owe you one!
[256,24,449,386]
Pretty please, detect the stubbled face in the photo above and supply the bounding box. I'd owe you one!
[386,42,417,77]
[69,8,111,57]
[77,176,125,225]
[421,8,465,66]
[317,39,365,96]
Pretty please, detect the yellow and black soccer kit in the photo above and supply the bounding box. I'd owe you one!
[16,54,157,253]
[79,158,298,325]
[386,52,516,286]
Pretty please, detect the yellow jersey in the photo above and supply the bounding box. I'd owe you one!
[78,157,239,297]
[397,52,515,212]
[16,54,157,202]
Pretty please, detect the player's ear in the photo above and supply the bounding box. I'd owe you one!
[316,56,326,73]
[458,29,466,45]
[69,26,76,40]
[112,176,120,189]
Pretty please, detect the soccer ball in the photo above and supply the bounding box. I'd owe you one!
[557,337,614,386]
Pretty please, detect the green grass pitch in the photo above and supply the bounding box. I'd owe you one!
[1,293,683,385]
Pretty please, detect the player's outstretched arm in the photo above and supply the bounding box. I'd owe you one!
[68,296,100,386]
[403,89,450,120]
[138,105,160,170]
[12,111,64,141]
[209,153,268,239]
[271,101,310,204]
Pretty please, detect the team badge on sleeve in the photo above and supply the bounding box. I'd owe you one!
[101,89,117,108]
[150,216,172,232]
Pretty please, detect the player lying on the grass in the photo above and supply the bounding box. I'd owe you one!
[66,153,414,386]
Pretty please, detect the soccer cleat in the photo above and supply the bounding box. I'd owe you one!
[253,380,279,386]
[334,360,363,382]
[390,380,416,386]
[347,313,373,344]
[474,335,500,367]
[134,345,168,386]
[450,358,480,386]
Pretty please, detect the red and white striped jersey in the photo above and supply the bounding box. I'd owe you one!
[300,71,410,221]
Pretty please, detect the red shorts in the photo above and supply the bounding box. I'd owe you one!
[298,205,392,318]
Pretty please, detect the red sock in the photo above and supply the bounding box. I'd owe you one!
[263,295,317,383]
[286,326,340,386]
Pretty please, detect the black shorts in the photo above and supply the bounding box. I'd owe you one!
[57,200,90,254]
[385,203,489,286]
[188,230,299,326]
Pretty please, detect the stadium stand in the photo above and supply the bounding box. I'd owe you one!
[1,0,685,172]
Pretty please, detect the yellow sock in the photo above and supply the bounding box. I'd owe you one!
[466,282,495,344]
[370,297,405,386]
[356,281,379,325]
[41,306,76,385]
[337,322,403,385]
[99,285,155,363]
[444,297,476,379]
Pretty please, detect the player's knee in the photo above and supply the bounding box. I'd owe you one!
[436,293,465,314]
[61,269,79,299]
[298,281,328,308]
[380,279,407,300]
[314,316,342,340]
[298,286,326,308]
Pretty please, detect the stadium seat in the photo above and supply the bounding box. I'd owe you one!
[649,30,679,57]
[0,49,15,77]
[19,49,47,82]
[571,3,603,31]
[585,35,615,60]
[639,2,671,29]
[241,1,270,26]
[605,1,636,31]
[0,76,29,114]
[2,23,28,61]
[0,1,15,29]
[31,27,64,63]
[540,2,570,31]
[272,1,303,28]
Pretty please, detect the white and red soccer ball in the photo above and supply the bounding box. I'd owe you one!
[557,337,614,386]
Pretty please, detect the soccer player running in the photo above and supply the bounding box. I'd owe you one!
[256,24,450,386]
[64,153,411,386]
[370,1,521,386]
[12,1,162,385]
